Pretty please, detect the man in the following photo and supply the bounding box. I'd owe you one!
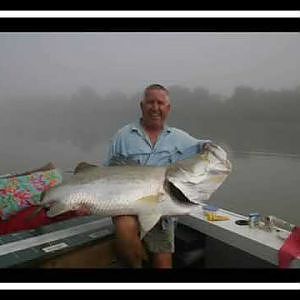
[106,84,211,268]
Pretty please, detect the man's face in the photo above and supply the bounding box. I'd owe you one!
[140,89,171,129]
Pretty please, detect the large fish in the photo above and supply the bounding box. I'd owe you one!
[40,144,231,238]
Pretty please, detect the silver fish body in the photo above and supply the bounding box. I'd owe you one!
[41,144,232,237]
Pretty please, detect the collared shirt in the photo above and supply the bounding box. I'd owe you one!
[106,120,211,167]
[105,120,211,230]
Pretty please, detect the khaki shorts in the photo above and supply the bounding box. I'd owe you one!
[142,217,175,253]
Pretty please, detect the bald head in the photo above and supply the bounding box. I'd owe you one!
[143,84,170,104]
[140,84,171,131]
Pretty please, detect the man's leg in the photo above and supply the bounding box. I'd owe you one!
[152,252,172,268]
[113,215,146,268]
[143,218,175,268]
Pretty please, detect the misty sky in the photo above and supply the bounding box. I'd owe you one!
[0,32,299,100]
[1,31,300,221]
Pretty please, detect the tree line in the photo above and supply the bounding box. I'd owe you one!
[1,84,300,155]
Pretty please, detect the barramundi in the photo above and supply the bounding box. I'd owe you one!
[41,144,231,238]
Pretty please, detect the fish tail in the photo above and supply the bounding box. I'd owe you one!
[46,202,70,218]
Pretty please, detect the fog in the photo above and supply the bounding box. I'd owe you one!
[1,84,300,174]
[1,33,299,99]
[0,32,300,174]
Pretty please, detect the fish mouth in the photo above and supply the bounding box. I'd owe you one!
[165,144,232,204]
[165,180,199,206]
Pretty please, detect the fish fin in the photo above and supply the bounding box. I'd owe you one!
[136,194,161,205]
[108,155,140,166]
[46,202,70,218]
[138,213,161,240]
[73,161,98,174]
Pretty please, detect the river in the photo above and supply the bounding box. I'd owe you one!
[209,151,300,225]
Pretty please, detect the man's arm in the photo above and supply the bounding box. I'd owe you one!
[104,131,138,167]
[103,135,119,166]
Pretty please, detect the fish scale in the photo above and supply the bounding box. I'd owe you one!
[41,144,232,237]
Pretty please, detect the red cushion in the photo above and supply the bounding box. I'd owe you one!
[279,227,300,268]
[0,206,87,235]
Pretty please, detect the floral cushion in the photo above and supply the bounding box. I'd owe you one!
[0,168,62,220]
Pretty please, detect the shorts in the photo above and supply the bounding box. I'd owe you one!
[142,217,175,253]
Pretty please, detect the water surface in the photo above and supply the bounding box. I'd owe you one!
[209,152,300,225]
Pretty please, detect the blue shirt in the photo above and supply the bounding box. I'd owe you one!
[105,120,211,230]
[106,120,211,167]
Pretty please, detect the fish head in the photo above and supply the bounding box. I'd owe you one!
[166,144,232,204]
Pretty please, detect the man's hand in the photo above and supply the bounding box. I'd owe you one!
[203,142,212,151]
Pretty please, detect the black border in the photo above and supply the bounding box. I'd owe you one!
[0,18,299,32]
[0,268,299,283]
[0,5,299,9]
[0,291,298,296]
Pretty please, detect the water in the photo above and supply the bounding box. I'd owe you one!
[209,151,300,225]
[2,145,299,226]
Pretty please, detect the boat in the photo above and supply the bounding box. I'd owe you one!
[0,203,297,270]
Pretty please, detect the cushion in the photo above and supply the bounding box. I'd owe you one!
[0,163,62,220]
[0,206,85,235]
